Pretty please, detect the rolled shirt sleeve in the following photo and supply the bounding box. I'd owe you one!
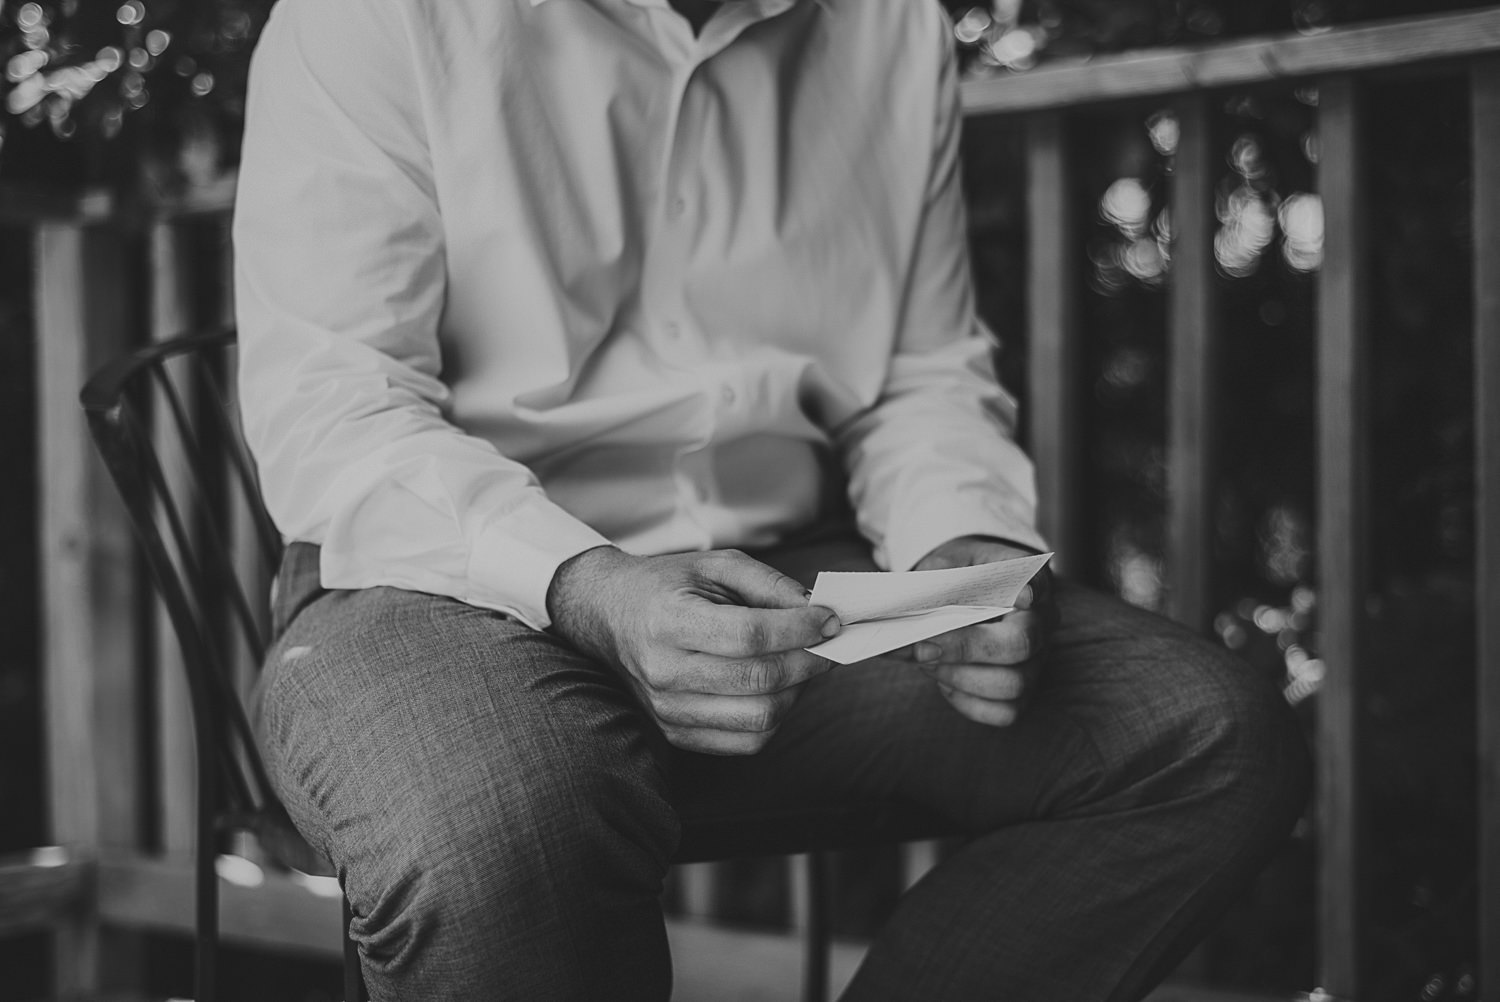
[836,12,1048,571]
[234,0,607,630]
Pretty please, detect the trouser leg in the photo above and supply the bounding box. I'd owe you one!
[674,530,1312,1002]
[252,545,679,1002]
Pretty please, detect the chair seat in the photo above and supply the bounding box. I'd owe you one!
[674,800,962,863]
[232,809,337,879]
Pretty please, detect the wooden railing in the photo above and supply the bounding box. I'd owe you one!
[5,6,1499,999]
[960,9,1500,998]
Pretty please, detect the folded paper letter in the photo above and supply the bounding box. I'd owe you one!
[804,552,1054,665]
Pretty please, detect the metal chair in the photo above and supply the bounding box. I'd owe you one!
[81,329,365,1002]
[82,328,959,1002]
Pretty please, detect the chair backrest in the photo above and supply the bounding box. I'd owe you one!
[80,328,283,826]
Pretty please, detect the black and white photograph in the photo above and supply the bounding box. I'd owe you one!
[0,0,1496,999]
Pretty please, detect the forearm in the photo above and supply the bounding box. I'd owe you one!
[836,336,1047,570]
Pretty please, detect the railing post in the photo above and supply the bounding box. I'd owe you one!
[35,211,145,992]
[1165,94,1217,633]
[1472,54,1500,1002]
[1315,73,1368,999]
[1024,111,1082,573]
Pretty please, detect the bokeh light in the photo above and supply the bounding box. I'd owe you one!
[1279,192,1324,272]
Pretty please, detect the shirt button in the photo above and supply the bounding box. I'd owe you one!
[720,385,736,406]
[665,321,682,340]
[669,196,687,218]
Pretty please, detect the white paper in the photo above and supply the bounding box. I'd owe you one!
[804,552,1052,664]
[807,606,1006,665]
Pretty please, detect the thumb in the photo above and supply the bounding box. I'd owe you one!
[702,550,816,610]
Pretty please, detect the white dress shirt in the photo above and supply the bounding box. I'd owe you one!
[234,0,1045,631]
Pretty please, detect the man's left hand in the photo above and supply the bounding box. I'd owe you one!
[899,535,1056,727]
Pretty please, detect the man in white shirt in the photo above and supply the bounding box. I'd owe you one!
[237,0,1310,997]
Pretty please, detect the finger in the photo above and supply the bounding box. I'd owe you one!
[699,550,814,609]
[927,611,1045,666]
[652,686,800,732]
[677,601,839,658]
[884,639,948,665]
[921,662,1028,701]
[936,683,1021,727]
[663,649,833,695]
[661,725,778,756]
[1012,568,1053,611]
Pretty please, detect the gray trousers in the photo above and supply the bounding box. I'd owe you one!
[253,528,1310,1001]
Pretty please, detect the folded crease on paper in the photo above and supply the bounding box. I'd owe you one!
[804,552,1053,665]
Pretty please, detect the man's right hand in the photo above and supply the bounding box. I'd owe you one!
[546,546,842,755]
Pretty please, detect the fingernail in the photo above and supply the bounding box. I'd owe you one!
[821,614,841,638]
[914,642,940,664]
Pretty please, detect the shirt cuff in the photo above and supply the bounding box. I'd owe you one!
[879,491,1049,572]
[466,495,612,631]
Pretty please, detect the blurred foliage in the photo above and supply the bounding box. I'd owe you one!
[0,0,271,190]
[0,0,1494,187]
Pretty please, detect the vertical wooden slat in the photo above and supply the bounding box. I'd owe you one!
[1165,94,1216,632]
[150,219,197,858]
[677,862,721,919]
[36,216,143,992]
[789,853,811,930]
[1472,55,1500,1002]
[898,840,939,891]
[1025,112,1082,574]
[1315,74,1367,998]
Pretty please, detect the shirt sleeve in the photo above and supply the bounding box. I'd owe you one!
[233,0,608,630]
[835,12,1048,572]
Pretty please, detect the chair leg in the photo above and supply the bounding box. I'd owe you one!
[342,894,364,1002]
[801,850,831,1002]
[195,756,218,1002]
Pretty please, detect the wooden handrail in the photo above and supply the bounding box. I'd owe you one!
[961,6,1500,115]
[0,850,92,938]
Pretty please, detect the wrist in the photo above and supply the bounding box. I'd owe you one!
[546,544,632,654]
[917,535,1040,572]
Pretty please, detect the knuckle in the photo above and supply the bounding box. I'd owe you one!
[649,692,685,723]
[748,700,779,733]
[948,632,973,665]
[638,659,669,690]
[747,692,794,732]
[746,654,786,692]
[643,656,689,693]
[733,619,766,655]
